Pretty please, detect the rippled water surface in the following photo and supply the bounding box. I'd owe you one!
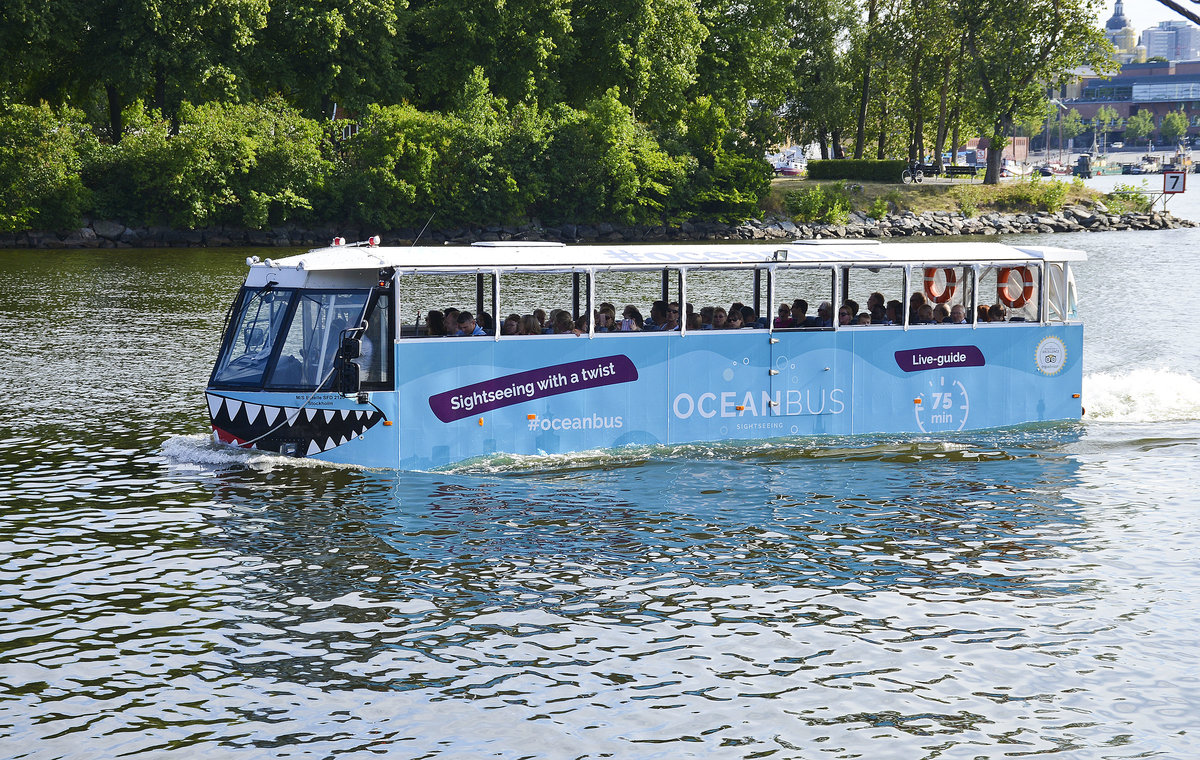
[2,223,1200,758]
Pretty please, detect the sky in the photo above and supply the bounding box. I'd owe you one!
[1102,0,1199,31]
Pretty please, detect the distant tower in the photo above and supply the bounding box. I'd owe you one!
[1106,0,1130,33]
[1106,0,1141,62]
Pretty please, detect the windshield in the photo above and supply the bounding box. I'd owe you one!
[265,290,371,389]
[210,287,295,387]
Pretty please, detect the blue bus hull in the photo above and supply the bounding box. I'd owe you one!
[205,323,1073,469]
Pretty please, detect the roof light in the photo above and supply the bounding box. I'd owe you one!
[368,235,381,247]
[332,237,346,246]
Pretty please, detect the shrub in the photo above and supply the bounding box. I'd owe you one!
[87,98,328,229]
[784,184,850,224]
[0,104,93,232]
[807,159,908,182]
[1105,182,1153,214]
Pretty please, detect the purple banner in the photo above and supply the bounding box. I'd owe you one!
[429,355,639,422]
[895,345,985,373]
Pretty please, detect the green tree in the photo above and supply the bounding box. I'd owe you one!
[960,0,1113,183]
[0,104,93,232]
[251,0,409,119]
[1123,109,1153,145]
[784,0,859,159]
[1160,109,1189,145]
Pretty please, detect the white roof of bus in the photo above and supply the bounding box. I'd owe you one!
[255,240,1087,273]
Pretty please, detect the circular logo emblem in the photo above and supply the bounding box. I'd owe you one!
[1035,337,1066,376]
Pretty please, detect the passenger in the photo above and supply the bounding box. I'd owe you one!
[871,305,888,324]
[916,304,935,324]
[988,303,1007,322]
[816,302,833,327]
[774,303,794,328]
[711,307,729,329]
[949,304,968,324]
[518,315,541,335]
[686,313,703,331]
[741,306,759,328]
[793,299,818,327]
[978,304,991,322]
[701,306,714,328]
[856,312,872,326]
[501,315,520,335]
[646,301,668,331]
[908,292,926,324]
[533,308,547,331]
[837,305,853,326]
[842,299,860,322]
[443,307,459,330]
[932,304,949,323]
[595,306,616,332]
[575,313,591,332]
[599,302,616,317]
[621,305,644,331]
[886,300,903,325]
[477,312,494,333]
[867,291,885,315]
[552,311,580,335]
[726,310,746,329]
[663,302,681,331]
[455,311,485,336]
[425,310,446,337]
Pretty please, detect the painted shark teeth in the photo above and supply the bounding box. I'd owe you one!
[205,393,385,456]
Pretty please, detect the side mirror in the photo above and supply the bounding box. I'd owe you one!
[340,335,361,359]
[336,356,360,394]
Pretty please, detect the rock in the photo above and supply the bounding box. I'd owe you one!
[92,220,126,240]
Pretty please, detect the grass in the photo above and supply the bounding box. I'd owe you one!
[761,176,1102,220]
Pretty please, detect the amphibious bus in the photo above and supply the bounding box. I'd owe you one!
[205,240,1084,469]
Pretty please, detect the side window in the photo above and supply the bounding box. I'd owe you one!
[593,269,674,333]
[773,267,836,328]
[910,266,974,325]
[398,273,496,338]
[266,291,370,389]
[687,267,763,330]
[980,265,1039,322]
[358,293,392,388]
[210,287,295,387]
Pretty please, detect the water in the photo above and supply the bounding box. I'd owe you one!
[2,210,1199,758]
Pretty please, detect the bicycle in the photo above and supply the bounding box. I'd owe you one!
[901,162,924,184]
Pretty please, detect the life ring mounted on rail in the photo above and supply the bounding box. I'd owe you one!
[923,267,957,304]
[997,266,1035,308]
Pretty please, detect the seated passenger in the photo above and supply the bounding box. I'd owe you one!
[443,308,460,330]
[711,307,728,329]
[948,304,968,324]
[932,304,950,323]
[988,303,1007,322]
[686,313,703,331]
[455,311,485,336]
[477,312,494,333]
[741,306,760,328]
[726,310,746,329]
[816,302,833,327]
[533,308,548,331]
[646,301,668,331]
[916,304,936,324]
[977,304,990,323]
[425,309,446,337]
[867,291,885,315]
[595,306,616,332]
[501,315,520,335]
[553,310,581,335]
[701,306,714,328]
[518,315,541,335]
[621,305,644,331]
[856,312,872,326]
[870,305,888,324]
[662,302,682,331]
[837,306,853,326]
[842,299,860,323]
[793,299,819,327]
[774,304,794,329]
[886,300,903,325]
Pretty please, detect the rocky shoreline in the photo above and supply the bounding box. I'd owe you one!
[2,203,1192,249]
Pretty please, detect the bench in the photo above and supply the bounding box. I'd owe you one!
[939,165,980,180]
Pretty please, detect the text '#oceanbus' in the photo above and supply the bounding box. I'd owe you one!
[205,239,1084,469]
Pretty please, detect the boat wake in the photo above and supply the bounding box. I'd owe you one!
[158,434,358,471]
[1083,368,1200,423]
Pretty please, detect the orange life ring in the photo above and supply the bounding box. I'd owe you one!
[923,267,957,304]
[997,266,1035,308]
